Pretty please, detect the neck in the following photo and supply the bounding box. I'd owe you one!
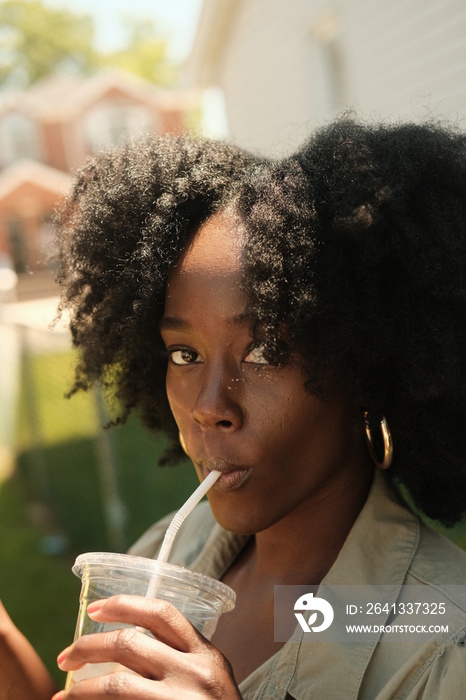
[248,463,374,586]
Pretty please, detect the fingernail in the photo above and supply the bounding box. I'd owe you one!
[52,693,65,700]
[87,600,104,615]
[57,646,70,666]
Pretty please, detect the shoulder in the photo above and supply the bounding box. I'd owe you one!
[366,523,466,698]
[363,635,466,700]
[128,501,217,565]
[410,519,466,585]
[406,520,466,617]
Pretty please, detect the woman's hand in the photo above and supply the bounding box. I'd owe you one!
[54,595,242,699]
[0,598,57,700]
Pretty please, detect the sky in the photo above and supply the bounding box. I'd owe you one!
[46,0,204,62]
[44,1,228,137]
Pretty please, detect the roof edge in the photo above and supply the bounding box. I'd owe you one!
[186,0,244,88]
[0,160,72,201]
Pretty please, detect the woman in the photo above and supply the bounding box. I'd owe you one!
[3,118,466,699]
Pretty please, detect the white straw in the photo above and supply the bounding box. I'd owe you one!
[145,470,221,597]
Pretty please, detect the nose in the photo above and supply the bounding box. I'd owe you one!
[191,364,243,431]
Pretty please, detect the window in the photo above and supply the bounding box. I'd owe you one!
[0,112,42,166]
[83,101,155,153]
[7,218,28,273]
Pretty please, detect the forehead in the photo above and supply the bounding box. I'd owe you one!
[164,212,248,316]
[175,211,245,278]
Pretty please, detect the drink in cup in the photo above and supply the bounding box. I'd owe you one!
[65,551,236,689]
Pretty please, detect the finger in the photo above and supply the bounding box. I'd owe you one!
[60,670,175,699]
[60,649,241,700]
[58,627,181,680]
[86,595,206,652]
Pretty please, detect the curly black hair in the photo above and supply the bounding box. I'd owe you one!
[236,117,466,526]
[55,134,260,459]
[55,120,466,526]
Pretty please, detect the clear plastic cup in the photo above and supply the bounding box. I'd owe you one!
[65,551,236,689]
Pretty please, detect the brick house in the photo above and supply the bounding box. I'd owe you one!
[0,69,189,280]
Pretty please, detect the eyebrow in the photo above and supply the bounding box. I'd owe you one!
[160,312,253,332]
[159,317,190,331]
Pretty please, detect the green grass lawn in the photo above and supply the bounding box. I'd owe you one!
[0,474,78,687]
[1,348,199,685]
[16,349,200,551]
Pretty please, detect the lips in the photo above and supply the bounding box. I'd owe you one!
[199,458,251,493]
[212,468,251,492]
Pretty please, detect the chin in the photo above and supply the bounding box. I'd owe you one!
[207,499,274,536]
[207,503,252,535]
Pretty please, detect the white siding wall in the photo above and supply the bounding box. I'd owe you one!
[214,0,466,156]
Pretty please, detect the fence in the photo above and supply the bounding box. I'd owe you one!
[0,304,198,556]
[0,301,199,683]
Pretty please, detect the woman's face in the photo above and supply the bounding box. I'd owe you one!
[161,212,369,535]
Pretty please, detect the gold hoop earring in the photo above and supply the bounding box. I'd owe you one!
[364,411,393,470]
[179,431,188,455]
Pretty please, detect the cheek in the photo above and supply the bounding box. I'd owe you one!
[249,389,315,451]
[261,390,338,459]
[268,405,314,453]
[165,374,189,426]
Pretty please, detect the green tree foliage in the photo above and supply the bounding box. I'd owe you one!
[103,18,178,88]
[0,0,178,89]
[0,0,98,88]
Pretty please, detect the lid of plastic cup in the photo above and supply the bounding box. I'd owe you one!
[72,551,236,610]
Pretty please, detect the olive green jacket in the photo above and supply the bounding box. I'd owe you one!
[130,472,466,699]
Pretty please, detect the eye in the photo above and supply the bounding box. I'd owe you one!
[244,343,269,365]
[169,347,203,366]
